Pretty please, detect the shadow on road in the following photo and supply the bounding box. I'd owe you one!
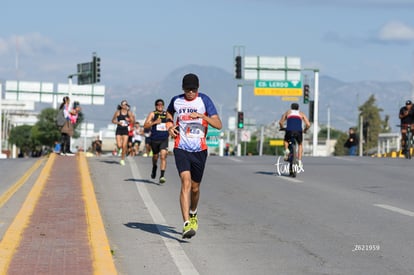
[100,159,121,165]
[255,170,298,178]
[255,171,276,176]
[124,222,188,242]
[124,178,160,185]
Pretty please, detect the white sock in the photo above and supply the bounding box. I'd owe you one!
[189,208,197,215]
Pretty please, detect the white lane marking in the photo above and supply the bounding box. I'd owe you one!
[374,204,414,217]
[334,157,357,162]
[228,157,242,162]
[128,159,199,275]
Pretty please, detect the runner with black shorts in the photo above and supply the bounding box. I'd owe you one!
[112,100,135,166]
[166,73,222,239]
[143,99,170,183]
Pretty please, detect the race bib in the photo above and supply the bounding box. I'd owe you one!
[185,123,205,138]
[156,122,167,131]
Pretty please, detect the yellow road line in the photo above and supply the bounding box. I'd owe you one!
[0,153,56,273]
[0,157,45,209]
[78,152,118,275]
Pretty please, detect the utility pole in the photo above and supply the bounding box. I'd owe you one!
[359,115,363,156]
[233,45,244,157]
[303,68,320,156]
[0,83,3,157]
[327,105,331,155]
[312,70,319,156]
[236,84,242,156]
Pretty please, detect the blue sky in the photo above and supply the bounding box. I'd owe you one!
[1,0,414,86]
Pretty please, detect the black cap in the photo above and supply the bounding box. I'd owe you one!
[182,73,199,90]
[406,100,412,105]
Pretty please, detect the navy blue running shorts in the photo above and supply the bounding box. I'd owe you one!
[173,148,207,183]
[150,138,169,155]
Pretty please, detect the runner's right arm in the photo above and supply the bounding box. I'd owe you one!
[143,112,155,129]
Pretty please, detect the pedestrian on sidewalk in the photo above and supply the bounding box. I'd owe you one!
[92,136,102,157]
[112,100,135,166]
[344,127,358,156]
[59,96,80,156]
[144,99,170,184]
[53,141,61,154]
[166,73,222,239]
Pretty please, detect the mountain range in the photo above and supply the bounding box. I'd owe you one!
[37,65,414,134]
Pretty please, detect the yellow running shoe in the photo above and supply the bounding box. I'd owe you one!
[182,221,196,239]
[190,213,198,231]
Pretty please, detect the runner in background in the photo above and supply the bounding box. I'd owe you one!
[111,100,135,166]
[143,99,169,184]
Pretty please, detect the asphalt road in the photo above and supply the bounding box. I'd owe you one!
[2,154,414,274]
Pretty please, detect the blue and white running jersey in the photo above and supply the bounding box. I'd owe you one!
[167,92,218,152]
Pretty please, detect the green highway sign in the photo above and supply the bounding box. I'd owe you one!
[255,80,301,88]
[206,126,221,137]
[206,126,221,147]
[254,80,302,96]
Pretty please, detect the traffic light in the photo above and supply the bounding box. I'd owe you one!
[309,100,314,122]
[235,55,242,79]
[303,84,310,104]
[92,56,101,83]
[237,111,244,129]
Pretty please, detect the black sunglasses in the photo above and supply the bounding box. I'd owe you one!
[184,88,197,93]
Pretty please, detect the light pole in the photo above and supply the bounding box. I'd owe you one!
[236,84,242,156]
[313,69,319,156]
[303,68,320,156]
[233,45,245,157]
[0,83,3,157]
